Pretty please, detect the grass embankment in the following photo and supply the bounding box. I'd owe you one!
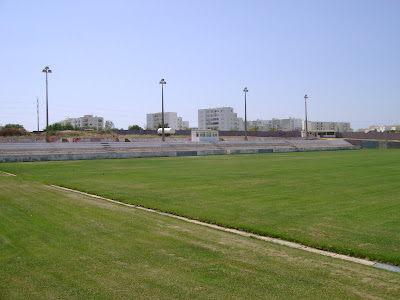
[2,150,400,266]
[1,176,399,299]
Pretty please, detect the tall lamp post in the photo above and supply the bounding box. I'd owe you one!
[42,66,52,142]
[37,97,39,132]
[243,87,248,141]
[304,94,308,140]
[159,78,167,142]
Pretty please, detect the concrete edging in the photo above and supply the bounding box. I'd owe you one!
[49,184,400,274]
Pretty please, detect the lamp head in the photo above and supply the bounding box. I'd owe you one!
[42,66,52,73]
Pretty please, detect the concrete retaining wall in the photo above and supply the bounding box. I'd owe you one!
[345,139,400,149]
[338,132,400,141]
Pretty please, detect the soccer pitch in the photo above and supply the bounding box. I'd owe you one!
[1,175,400,299]
[1,149,400,267]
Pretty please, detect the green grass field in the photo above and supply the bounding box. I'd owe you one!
[1,175,400,299]
[1,149,400,267]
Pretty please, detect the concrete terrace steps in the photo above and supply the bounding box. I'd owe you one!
[0,139,359,162]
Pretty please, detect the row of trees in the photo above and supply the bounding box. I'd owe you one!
[0,122,146,132]
[47,123,79,131]
[105,121,143,131]
[2,124,25,129]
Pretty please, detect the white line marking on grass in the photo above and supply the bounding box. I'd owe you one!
[0,171,17,176]
[50,184,400,273]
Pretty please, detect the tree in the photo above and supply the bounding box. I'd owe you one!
[128,125,143,130]
[250,126,259,132]
[158,123,168,128]
[105,120,115,130]
[4,124,24,129]
[47,122,63,131]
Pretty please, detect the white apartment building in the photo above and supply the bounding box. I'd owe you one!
[146,112,189,130]
[272,118,302,131]
[303,121,353,132]
[60,115,104,130]
[182,121,190,130]
[198,107,244,131]
[248,120,272,131]
[177,117,190,130]
[247,118,302,131]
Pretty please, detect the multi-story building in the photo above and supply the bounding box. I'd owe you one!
[177,117,190,130]
[182,121,190,130]
[60,115,104,130]
[198,107,244,131]
[272,118,302,131]
[247,118,302,131]
[248,120,272,131]
[303,121,353,132]
[146,112,189,130]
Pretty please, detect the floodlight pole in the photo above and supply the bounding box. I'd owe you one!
[159,78,166,142]
[42,66,52,142]
[244,87,248,141]
[304,94,308,140]
[37,97,39,132]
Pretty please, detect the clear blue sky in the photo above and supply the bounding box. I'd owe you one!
[1,0,399,131]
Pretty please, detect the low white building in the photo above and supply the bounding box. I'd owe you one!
[198,107,244,131]
[191,130,219,142]
[60,115,104,130]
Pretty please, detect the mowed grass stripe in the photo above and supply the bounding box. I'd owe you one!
[53,183,386,270]
[1,149,400,265]
[1,176,400,299]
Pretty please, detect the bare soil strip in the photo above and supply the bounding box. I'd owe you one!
[0,170,16,176]
[50,184,400,274]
